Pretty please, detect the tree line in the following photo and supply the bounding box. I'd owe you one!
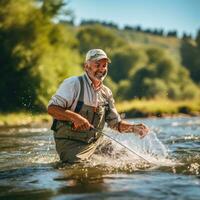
[0,0,199,112]
[80,20,192,39]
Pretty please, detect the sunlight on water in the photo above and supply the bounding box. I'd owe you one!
[1,117,198,173]
[171,118,200,127]
[86,128,177,170]
[24,127,179,171]
[27,153,59,164]
[10,127,173,170]
[0,117,200,200]
[26,134,59,165]
[18,128,49,133]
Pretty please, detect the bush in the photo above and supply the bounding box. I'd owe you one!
[0,0,82,111]
[167,83,182,99]
[142,78,168,98]
[77,24,126,55]
[115,80,131,101]
[145,47,165,64]
[104,76,118,97]
[180,82,200,99]
[127,66,155,98]
[109,46,148,82]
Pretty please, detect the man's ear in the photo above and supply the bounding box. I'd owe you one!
[84,62,88,71]
[84,63,86,71]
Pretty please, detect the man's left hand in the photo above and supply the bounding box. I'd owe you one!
[132,123,149,138]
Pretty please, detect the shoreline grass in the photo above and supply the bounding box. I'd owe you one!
[116,98,200,117]
[0,112,51,127]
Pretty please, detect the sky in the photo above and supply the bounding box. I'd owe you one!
[67,0,200,37]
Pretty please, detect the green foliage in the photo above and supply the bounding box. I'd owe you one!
[124,48,200,100]
[104,76,118,97]
[77,24,126,55]
[40,0,65,17]
[115,80,131,101]
[181,30,200,84]
[146,47,165,64]
[38,0,74,20]
[142,78,168,98]
[0,1,199,112]
[109,46,148,82]
[80,19,119,29]
[156,59,178,82]
[127,66,155,98]
[180,83,199,99]
[167,83,181,99]
[0,0,82,111]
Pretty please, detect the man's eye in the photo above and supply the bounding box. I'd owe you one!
[96,63,100,68]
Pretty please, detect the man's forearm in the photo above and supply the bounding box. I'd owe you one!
[118,120,133,133]
[47,105,80,122]
[110,120,133,132]
[116,120,149,138]
[48,105,92,131]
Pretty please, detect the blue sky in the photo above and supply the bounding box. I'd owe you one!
[67,0,200,37]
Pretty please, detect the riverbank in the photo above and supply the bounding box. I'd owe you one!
[0,112,51,129]
[116,99,200,118]
[0,99,199,128]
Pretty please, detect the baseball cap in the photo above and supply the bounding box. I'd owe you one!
[85,49,111,63]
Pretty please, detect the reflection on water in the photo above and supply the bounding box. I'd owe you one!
[0,117,200,200]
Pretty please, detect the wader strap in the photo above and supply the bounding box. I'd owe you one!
[74,76,84,113]
[51,118,58,131]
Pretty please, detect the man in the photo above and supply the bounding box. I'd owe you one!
[48,49,149,163]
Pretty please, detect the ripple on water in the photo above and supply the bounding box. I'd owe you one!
[1,117,200,200]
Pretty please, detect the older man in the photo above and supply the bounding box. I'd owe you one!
[48,49,149,163]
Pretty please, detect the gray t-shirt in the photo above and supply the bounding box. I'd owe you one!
[48,73,121,128]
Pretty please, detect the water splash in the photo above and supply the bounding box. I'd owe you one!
[141,130,168,157]
[87,129,175,170]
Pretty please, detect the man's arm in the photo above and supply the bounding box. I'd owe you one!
[47,77,93,131]
[117,120,149,138]
[103,87,149,138]
[47,105,92,131]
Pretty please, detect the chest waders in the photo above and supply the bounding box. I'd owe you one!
[51,76,109,144]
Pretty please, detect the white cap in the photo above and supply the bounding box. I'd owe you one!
[85,49,111,63]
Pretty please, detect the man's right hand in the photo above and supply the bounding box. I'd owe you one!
[48,105,92,131]
[72,114,92,131]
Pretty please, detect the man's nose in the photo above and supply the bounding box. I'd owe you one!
[99,65,107,71]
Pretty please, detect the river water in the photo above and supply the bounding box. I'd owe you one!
[0,117,200,200]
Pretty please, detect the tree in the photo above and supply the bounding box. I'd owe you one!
[180,30,200,84]
[37,0,74,19]
[0,0,82,111]
[167,30,177,37]
[109,46,148,82]
[127,66,155,98]
[146,47,165,64]
[80,20,118,29]
[76,24,126,55]
[126,48,199,100]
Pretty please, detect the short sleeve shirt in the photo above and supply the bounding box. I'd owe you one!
[48,73,121,127]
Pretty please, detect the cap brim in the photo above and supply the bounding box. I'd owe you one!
[95,55,111,63]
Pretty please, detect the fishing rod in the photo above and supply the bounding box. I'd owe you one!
[92,128,154,164]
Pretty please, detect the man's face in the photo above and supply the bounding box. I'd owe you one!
[84,58,108,82]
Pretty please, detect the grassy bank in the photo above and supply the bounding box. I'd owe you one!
[0,99,199,127]
[0,112,51,127]
[116,99,200,117]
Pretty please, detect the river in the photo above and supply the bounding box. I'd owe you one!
[0,117,200,200]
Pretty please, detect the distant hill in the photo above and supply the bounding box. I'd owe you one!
[116,29,181,62]
[0,0,199,112]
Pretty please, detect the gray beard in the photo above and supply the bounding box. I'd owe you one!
[95,71,107,81]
